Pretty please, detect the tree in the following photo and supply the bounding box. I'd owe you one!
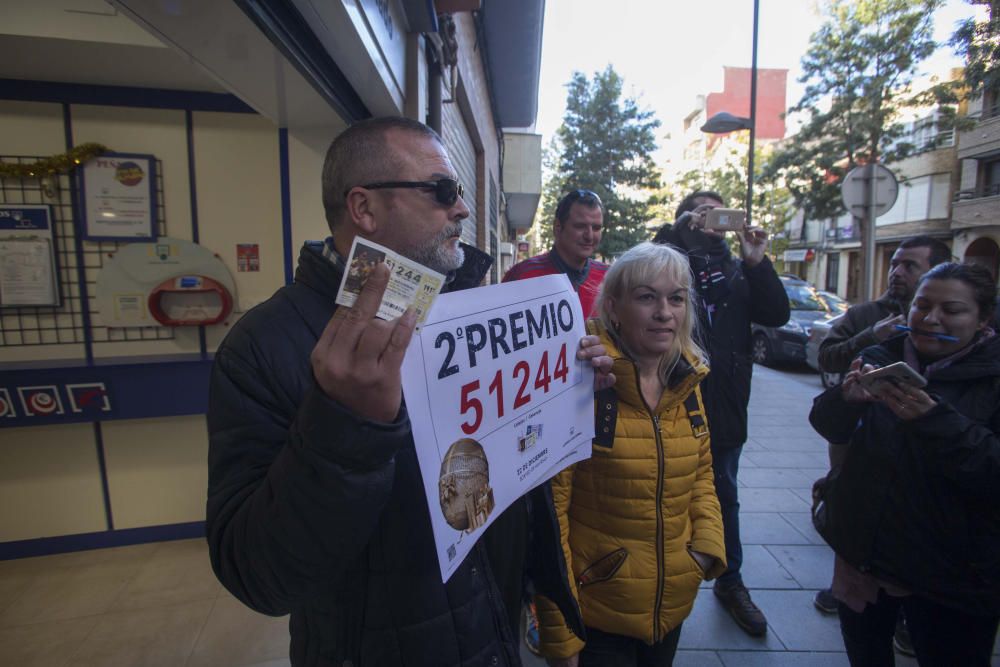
[950,0,1000,100]
[661,135,794,256]
[539,66,662,259]
[763,0,943,223]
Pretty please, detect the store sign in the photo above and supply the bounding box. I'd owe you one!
[784,249,815,262]
[359,0,406,96]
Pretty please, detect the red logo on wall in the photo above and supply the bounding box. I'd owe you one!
[0,389,15,418]
[237,244,260,272]
[66,383,112,414]
[18,386,64,417]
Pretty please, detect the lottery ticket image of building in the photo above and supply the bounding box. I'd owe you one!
[438,438,495,533]
[344,241,386,294]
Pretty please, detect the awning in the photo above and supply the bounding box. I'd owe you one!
[480,0,544,127]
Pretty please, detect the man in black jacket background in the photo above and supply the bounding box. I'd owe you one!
[653,190,790,637]
[206,117,609,666]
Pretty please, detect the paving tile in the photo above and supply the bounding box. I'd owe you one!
[737,488,811,513]
[749,436,826,452]
[70,598,214,667]
[678,589,786,651]
[740,512,815,546]
[737,468,814,489]
[187,594,290,667]
[675,649,725,666]
[718,650,849,666]
[779,512,827,546]
[743,451,829,469]
[109,538,221,612]
[749,589,845,651]
[0,560,138,628]
[766,545,835,590]
[739,545,799,590]
[0,615,99,667]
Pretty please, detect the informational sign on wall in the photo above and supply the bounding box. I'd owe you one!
[236,244,260,272]
[401,274,595,581]
[0,204,60,308]
[80,152,157,241]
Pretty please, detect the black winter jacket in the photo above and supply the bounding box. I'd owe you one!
[206,242,522,666]
[653,223,790,447]
[817,293,899,373]
[809,334,1000,616]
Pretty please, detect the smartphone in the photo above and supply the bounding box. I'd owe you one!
[703,208,746,231]
[858,361,927,391]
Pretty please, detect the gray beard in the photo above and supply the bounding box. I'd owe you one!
[404,224,465,274]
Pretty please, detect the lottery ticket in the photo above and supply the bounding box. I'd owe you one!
[335,237,444,324]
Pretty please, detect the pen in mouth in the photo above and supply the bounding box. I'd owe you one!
[893,324,959,342]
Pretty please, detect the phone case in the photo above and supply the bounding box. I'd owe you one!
[858,362,927,389]
[703,208,746,231]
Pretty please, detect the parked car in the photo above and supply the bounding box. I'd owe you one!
[751,276,831,366]
[805,313,846,388]
[817,290,849,315]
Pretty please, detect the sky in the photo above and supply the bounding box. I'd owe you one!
[534,0,983,167]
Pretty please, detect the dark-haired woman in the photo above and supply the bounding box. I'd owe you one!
[810,262,1000,666]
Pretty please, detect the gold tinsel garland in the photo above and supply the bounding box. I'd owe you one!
[0,143,109,180]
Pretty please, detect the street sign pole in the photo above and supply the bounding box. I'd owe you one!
[863,164,877,302]
[842,163,898,302]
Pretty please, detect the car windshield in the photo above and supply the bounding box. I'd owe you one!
[785,284,826,311]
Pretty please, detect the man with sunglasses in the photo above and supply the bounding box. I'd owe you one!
[503,189,608,318]
[206,117,612,667]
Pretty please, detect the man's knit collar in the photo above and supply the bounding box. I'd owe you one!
[549,247,591,288]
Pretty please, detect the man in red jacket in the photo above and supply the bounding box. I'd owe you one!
[503,189,608,318]
[498,189,609,654]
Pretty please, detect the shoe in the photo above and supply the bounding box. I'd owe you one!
[713,581,768,636]
[813,588,838,614]
[893,615,915,657]
[523,601,541,656]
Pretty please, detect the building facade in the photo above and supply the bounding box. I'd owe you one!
[0,0,544,556]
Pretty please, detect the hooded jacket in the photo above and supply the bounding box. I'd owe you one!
[653,223,789,448]
[809,333,1000,616]
[534,322,726,658]
[206,241,522,666]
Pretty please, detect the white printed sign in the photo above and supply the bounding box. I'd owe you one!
[401,274,595,581]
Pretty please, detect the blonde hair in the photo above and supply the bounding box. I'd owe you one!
[595,242,704,384]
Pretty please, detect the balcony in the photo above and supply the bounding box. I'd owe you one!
[957,112,1000,161]
[502,132,542,234]
[952,187,1000,229]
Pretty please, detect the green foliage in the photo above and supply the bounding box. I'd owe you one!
[669,136,795,236]
[763,0,943,222]
[539,66,662,259]
[950,0,1000,99]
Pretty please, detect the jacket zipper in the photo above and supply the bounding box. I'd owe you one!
[652,413,665,643]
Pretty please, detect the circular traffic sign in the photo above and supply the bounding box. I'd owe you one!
[841,164,898,218]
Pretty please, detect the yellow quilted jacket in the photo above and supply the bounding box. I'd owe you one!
[536,323,726,658]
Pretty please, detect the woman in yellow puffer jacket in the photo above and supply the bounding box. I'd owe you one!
[536,241,726,667]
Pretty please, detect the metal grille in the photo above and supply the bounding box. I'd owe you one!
[0,155,172,348]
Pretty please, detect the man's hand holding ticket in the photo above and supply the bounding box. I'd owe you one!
[335,237,445,325]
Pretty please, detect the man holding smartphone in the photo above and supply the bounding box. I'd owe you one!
[652,190,790,637]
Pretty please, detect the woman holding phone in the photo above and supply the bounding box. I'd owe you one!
[809,262,1000,666]
[533,242,726,667]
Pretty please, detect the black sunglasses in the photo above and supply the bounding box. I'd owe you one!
[347,178,465,206]
[556,189,603,220]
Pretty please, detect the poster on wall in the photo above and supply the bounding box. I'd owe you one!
[80,152,156,241]
[400,274,595,581]
[0,205,60,308]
